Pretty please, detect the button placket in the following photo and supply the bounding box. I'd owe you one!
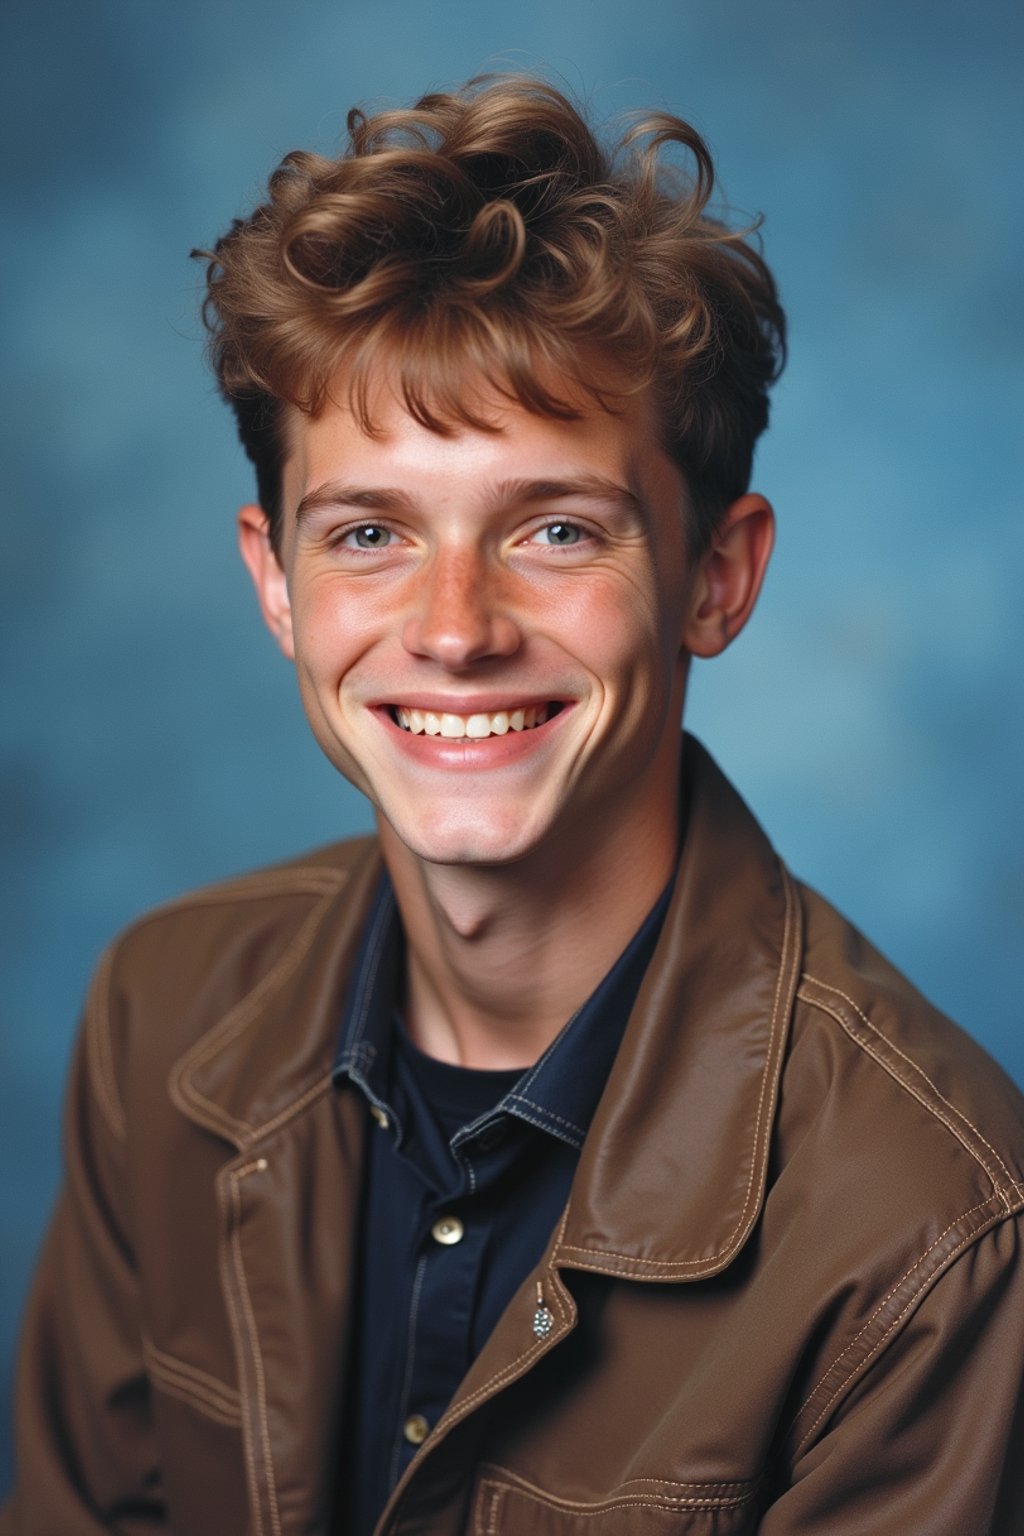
[392,1203,489,1477]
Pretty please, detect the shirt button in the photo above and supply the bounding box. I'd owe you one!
[368,1105,389,1130]
[403,1413,429,1445]
[431,1215,464,1246]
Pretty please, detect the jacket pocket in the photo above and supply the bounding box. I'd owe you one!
[473,1468,761,1534]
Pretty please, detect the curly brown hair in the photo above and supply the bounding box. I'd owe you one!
[195,75,785,553]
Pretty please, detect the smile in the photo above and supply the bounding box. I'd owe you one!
[393,704,559,739]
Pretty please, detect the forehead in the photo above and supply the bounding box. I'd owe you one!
[281,368,682,519]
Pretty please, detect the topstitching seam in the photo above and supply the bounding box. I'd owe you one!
[477,1467,758,1513]
[144,1359,242,1428]
[246,1073,334,1147]
[557,868,798,1274]
[218,1172,263,1536]
[170,891,338,1141]
[481,1487,752,1515]
[506,1097,586,1145]
[142,1335,241,1422]
[800,982,1011,1209]
[479,1464,759,1496]
[229,1165,282,1536]
[794,1215,1003,1456]
[112,869,348,938]
[802,973,1014,1193]
[790,1194,996,1437]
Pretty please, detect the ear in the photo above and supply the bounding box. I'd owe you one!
[237,504,295,660]
[683,494,775,659]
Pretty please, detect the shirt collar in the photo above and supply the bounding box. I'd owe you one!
[332,871,673,1152]
[332,874,402,1124]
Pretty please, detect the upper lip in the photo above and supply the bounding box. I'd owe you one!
[372,694,572,714]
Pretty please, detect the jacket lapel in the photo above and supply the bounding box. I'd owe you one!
[170,838,384,1148]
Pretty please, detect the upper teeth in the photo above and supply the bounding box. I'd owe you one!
[395,705,551,738]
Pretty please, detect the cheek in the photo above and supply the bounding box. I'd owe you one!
[546,568,681,673]
[290,579,380,676]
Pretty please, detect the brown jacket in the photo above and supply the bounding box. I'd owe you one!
[4,739,1024,1534]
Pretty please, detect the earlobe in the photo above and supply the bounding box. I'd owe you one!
[683,494,775,659]
[237,504,295,660]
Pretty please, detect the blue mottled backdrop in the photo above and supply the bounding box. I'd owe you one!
[1,0,1022,1493]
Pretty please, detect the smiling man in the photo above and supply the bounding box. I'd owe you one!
[5,76,1024,1536]
[237,377,768,1077]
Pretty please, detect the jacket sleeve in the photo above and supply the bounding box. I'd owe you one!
[759,1213,1024,1534]
[1,958,165,1533]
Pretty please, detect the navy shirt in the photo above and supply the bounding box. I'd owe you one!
[333,875,672,1536]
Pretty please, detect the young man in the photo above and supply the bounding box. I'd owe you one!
[4,76,1024,1535]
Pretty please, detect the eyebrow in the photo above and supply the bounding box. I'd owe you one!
[493,477,646,517]
[294,474,645,527]
[295,483,417,525]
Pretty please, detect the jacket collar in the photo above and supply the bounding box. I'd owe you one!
[173,736,801,1279]
[171,838,386,1148]
[556,736,802,1280]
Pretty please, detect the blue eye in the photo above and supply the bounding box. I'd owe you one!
[535,522,583,546]
[346,525,393,549]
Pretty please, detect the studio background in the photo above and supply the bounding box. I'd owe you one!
[1,0,1021,1494]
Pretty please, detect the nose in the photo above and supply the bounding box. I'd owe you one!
[401,545,522,670]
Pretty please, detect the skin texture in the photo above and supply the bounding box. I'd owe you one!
[239,373,773,1065]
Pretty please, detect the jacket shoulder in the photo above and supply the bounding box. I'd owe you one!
[120,835,377,919]
[104,834,378,965]
[80,836,382,1139]
[790,879,1024,1212]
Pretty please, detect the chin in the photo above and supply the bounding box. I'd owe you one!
[382,804,546,869]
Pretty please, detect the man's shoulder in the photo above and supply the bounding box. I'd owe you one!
[108,834,378,965]
[85,836,382,1105]
[784,878,1024,1217]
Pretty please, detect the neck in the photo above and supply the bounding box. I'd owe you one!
[378,787,679,1070]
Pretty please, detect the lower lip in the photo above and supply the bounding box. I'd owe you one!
[378,706,572,767]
